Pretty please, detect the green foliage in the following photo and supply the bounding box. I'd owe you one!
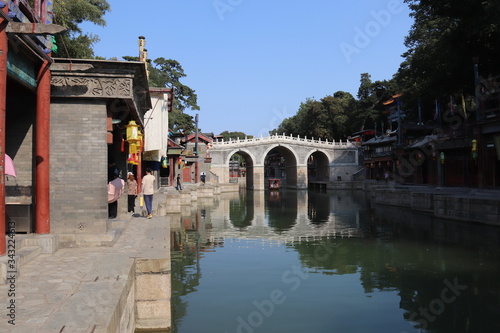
[169,111,196,134]
[219,131,252,141]
[149,58,200,113]
[270,74,399,140]
[396,0,500,105]
[147,58,200,134]
[52,0,111,58]
[356,74,400,131]
[122,56,200,134]
[229,153,246,166]
[271,94,355,141]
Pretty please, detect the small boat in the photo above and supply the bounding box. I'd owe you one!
[268,178,280,190]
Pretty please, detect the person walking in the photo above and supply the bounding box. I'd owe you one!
[142,168,155,219]
[200,172,206,186]
[127,172,138,214]
[108,169,125,219]
[176,174,182,190]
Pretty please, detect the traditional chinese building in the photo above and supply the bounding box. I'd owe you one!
[1,0,60,255]
[49,58,151,245]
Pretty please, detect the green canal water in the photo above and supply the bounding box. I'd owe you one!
[170,190,500,333]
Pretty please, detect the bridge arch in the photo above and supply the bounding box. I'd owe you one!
[260,143,301,166]
[303,148,332,165]
[306,149,331,182]
[226,148,256,189]
[225,148,257,166]
[261,144,300,189]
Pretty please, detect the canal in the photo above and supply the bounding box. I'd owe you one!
[170,189,500,333]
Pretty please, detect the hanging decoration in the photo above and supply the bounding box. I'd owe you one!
[439,152,445,164]
[471,139,478,160]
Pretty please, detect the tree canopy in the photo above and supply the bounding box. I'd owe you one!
[149,58,200,134]
[274,0,500,138]
[52,0,111,58]
[271,74,399,140]
[395,0,500,106]
[219,131,253,141]
[123,56,200,134]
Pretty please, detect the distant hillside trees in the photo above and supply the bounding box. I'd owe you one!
[219,131,253,141]
[271,74,399,140]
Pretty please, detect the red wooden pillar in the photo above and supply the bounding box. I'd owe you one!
[169,156,175,186]
[0,9,8,255]
[137,152,143,193]
[35,60,51,234]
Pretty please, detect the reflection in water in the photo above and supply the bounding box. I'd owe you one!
[307,190,331,225]
[171,190,500,333]
[229,190,254,230]
[266,190,298,233]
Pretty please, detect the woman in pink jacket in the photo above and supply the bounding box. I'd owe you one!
[108,170,125,219]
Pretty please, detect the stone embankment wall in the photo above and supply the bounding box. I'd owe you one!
[362,183,500,226]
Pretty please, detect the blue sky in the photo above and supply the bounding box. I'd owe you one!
[80,0,414,137]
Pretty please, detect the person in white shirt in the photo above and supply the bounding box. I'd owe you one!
[141,168,155,219]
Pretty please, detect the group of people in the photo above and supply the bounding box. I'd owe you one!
[108,167,207,218]
[107,167,155,219]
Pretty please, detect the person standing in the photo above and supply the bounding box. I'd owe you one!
[200,172,206,186]
[108,170,125,219]
[127,172,138,214]
[176,174,182,190]
[142,168,155,219]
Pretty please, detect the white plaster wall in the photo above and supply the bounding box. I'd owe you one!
[144,91,169,161]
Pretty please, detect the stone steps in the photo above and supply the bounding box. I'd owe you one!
[1,244,42,285]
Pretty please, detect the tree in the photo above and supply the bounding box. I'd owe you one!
[123,56,200,133]
[52,0,111,58]
[271,93,357,141]
[150,58,200,134]
[270,98,312,137]
[219,131,253,141]
[396,0,500,105]
[355,74,399,131]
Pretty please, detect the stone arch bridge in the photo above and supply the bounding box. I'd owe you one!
[209,134,359,190]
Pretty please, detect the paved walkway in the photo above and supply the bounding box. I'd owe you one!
[0,205,170,332]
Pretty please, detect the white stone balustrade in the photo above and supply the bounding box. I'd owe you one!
[211,134,354,148]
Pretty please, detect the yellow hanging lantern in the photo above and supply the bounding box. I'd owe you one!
[129,143,138,154]
[126,120,140,143]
